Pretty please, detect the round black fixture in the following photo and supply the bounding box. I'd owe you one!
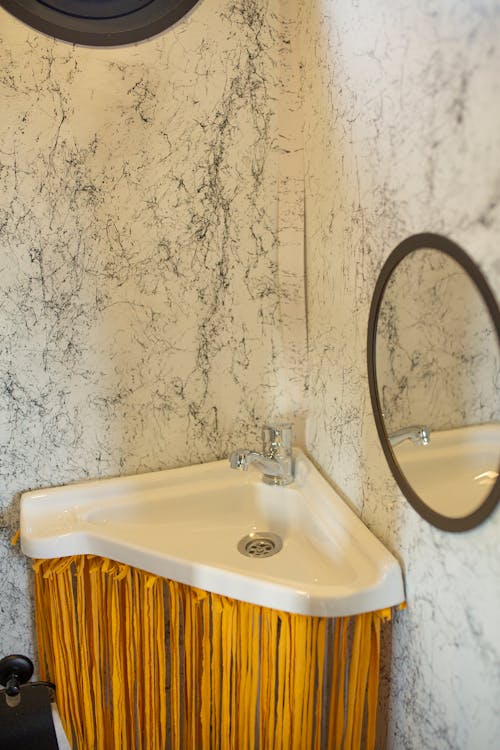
[0,0,201,45]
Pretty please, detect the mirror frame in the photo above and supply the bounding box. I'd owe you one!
[0,0,201,46]
[367,233,500,532]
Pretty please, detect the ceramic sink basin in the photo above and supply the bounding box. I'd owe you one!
[20,449,404,617]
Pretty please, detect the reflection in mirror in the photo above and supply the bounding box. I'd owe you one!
[368,234,500,531]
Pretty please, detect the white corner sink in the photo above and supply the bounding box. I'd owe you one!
[20,449,404,617]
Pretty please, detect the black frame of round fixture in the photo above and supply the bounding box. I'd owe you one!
[0,0,201,46]
[367,233,500,532]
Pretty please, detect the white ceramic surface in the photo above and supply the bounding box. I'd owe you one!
[394,424,500,518]
[20,449,404,617]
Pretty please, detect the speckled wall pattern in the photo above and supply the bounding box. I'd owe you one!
[1,1,499,748]
[300,1,500,748]
[0,0,306,656]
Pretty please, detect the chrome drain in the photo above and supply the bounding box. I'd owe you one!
[238,532,283,558]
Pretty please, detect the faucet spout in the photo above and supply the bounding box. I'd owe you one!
[229,424,294,486]
[389,425,431,448]
[230,449,285,478]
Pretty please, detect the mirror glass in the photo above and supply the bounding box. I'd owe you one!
[368,234,500,531]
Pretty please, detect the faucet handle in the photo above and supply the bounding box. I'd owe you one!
[262,423,292,458]
[230,449,251,470]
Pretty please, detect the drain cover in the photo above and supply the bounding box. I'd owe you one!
[238,532,283,558]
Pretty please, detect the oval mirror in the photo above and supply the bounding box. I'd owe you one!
[368,233,500,531]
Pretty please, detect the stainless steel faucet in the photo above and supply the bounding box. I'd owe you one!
[388,425,431,448]
[229,424,294,485]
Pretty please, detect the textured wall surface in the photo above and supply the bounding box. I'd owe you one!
[0,0,306,656]
[300,1,500,748]
[376,247,500,432]
[2,1,500,747]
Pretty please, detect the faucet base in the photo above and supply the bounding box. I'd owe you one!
[262,474,294,487]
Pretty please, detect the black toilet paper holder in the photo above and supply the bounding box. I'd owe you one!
[0,654,55,704]
[0,654,62,749]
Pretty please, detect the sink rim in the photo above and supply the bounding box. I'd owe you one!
[20,448,405,617]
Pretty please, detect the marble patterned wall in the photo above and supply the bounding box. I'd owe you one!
[301,1,500,748]
[2,1,500,746]
[0,1,306,657]
[376,247,500,433]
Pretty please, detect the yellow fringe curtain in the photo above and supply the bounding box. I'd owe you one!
[33,556,391,750]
